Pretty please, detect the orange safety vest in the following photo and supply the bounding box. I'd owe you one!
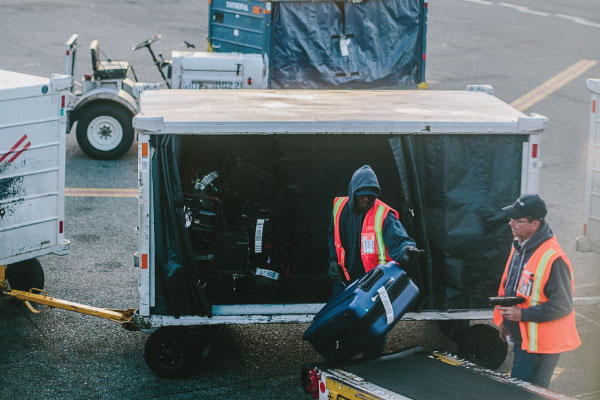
[493,236,581,354]
[332,196,399,281]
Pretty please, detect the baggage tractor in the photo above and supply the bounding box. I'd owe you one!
[303,262,419,361]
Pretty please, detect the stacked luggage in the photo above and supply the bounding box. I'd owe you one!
[182,158,289,302]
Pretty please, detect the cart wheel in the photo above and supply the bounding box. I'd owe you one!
[437,320,470,341]
[6,259,44,291]
[144,327,198,378]
[456,324,507,370]
[75,102,134,160]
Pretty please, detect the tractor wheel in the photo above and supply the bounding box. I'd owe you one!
[76,103,134,160]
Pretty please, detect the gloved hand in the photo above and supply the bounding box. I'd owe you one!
[401,246,425,264]
[328,262,343,282]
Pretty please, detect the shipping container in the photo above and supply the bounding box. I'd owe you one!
[0,70,71,290]
[576,79,600,254]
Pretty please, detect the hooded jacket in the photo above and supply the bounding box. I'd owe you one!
[328,165,415,281]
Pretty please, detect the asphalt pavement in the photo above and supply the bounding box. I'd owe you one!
[1,0,599,398]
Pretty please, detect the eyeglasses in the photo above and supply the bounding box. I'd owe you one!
[511,218,531,225]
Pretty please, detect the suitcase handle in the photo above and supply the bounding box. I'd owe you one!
[358,268,383,291]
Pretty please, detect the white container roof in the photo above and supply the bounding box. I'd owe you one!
[133,89,548,135]
[0,70,49,101]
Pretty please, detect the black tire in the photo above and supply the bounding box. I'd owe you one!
[75,102,134,160]
[6,258,44,291]
[144,327,198,378]
[437,320,470,341]
[456,323,508,370]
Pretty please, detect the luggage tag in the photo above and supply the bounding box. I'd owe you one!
[361,233,375,255]
[377,286,394,325]
[194,171,219,191]
[255,219,264,253]
[517,270,534,297]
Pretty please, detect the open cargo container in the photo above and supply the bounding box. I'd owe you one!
[0,70,71,291]
[132,87,547,376]
[208,0,428,89]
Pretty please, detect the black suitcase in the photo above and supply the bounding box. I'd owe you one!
[194,223,249,274]
[303,262,419,361]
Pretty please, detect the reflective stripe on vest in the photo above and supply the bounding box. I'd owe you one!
[374,204,387,266]
[527,248,555,352]
[333,197,350,280]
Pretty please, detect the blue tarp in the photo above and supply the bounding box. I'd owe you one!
[270,0,423,88]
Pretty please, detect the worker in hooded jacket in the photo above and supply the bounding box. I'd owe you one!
[327,165,423,357]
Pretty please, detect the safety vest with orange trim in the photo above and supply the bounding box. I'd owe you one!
[493,236,581,354]
[332,196,399,281]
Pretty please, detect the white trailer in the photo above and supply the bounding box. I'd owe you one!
[132,87,547,377]
[0,70,71,291]
[576,79,600,254]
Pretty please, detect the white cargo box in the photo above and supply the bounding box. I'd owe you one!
[170,51,267,90]
[132,88,547,326]
[0,70,71,264]
[577,79,600,254]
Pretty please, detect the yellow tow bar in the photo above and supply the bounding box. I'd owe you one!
[1,265,137,330]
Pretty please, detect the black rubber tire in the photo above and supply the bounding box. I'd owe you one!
[144,327,198,378]
[437,320,470,341]
[456,323,508,370]
[75,102,134,160]
[6,258,44,291]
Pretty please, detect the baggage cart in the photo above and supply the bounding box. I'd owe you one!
[131,86,547,377]
[0,70,72,291]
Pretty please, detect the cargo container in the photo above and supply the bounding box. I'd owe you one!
[131,86,547,376]
[0,70,71,291]
[576,79,600,254]
[208,0,428,89]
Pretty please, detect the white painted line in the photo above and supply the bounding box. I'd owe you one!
[555,13,600,29]
[550,366,564,382]
[573,296,600,306]
[574,311,600,328]
[498,2,550,17]
[460,0,600,30]
[574,280,600,290]
[464,0,493,5]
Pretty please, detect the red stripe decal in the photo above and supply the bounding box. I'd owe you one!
[0,134,28,163]
[8,141,31,163]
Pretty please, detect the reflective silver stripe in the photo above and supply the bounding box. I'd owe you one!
[374,205,386,265]
[528,248,555,352]
[333,197,345,221]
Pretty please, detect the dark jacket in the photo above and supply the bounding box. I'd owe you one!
[328,165,416,282]
[503,221,574,346]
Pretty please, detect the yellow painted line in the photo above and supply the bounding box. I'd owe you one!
[510,59,597,111]
[65,187,137,198]
[551,366,564,382]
